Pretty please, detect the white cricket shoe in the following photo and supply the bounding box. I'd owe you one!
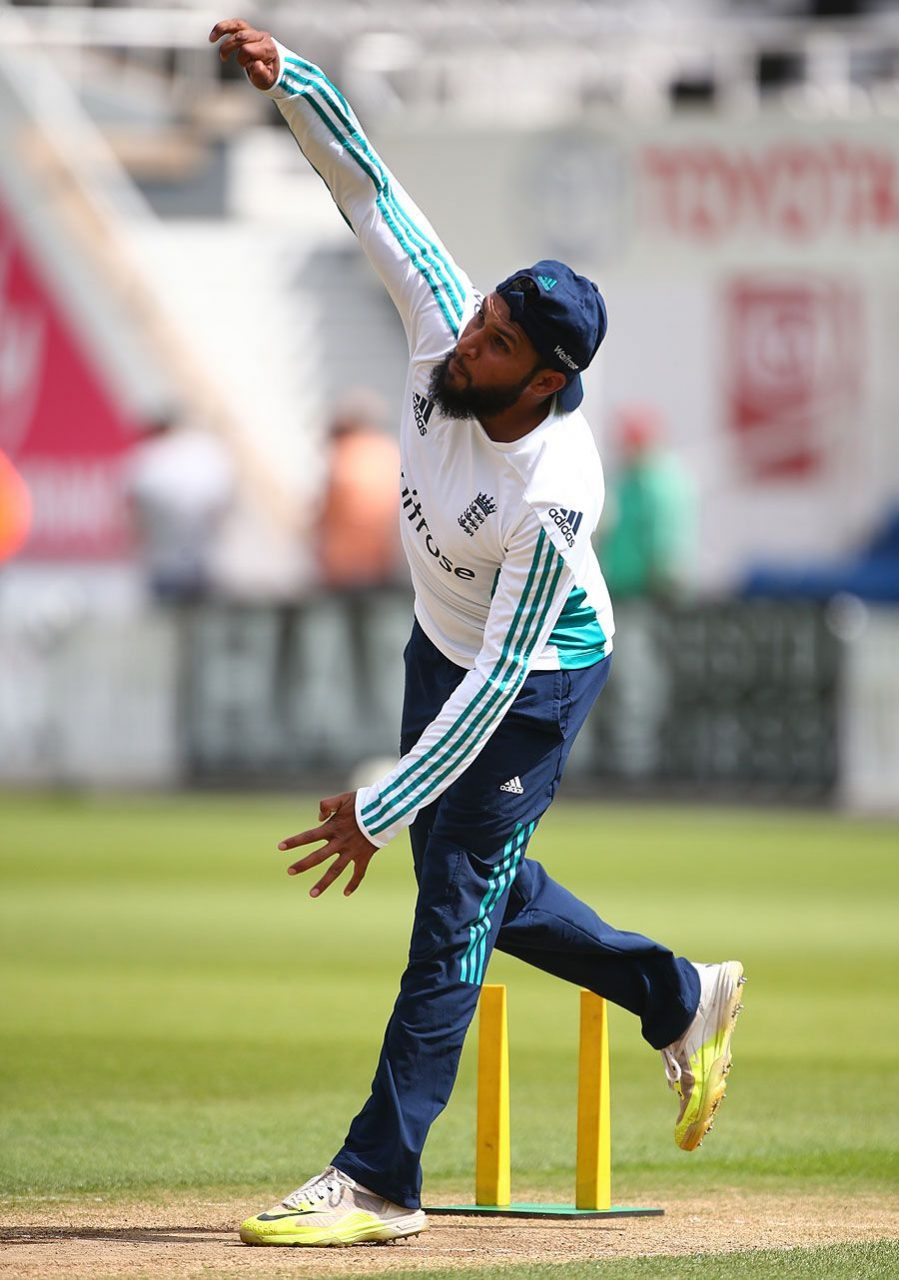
[239,1165,428,1246]
[661,960,746,1151]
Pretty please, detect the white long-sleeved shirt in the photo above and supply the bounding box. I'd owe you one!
[266,44,615,847]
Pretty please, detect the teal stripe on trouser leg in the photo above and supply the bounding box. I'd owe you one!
[460,819,537,985]
[460,824,524,984]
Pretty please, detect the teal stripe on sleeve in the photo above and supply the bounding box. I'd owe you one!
[362,533,554,831]
[361,531,550,822]
[281,61,464,329]
[364,541,566,835]
[280,70,459,334]
[364,547,564,835]
[285,55,467,314]
[283,63,464,321]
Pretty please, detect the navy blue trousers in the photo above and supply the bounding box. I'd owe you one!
[333,621,699,1209]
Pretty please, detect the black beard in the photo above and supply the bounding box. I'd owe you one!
[428,351,536,421]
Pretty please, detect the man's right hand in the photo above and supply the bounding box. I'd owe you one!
[209,18,279,92]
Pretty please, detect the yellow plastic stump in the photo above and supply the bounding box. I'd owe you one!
[428,984,662,1219]
[475,984,511,1206]
[576,989,612,1210]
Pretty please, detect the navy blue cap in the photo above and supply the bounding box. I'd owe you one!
[495,259,607,412]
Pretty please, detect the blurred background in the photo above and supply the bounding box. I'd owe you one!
[1,0,898,811]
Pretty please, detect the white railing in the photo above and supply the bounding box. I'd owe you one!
[2,3,898,123]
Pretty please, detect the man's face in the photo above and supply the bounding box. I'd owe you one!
[429,293,546,420]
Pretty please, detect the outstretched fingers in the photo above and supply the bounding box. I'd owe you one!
[309,857,352,899]
[283,842,353,898]
[342,859,370,897]
[279,792,371,898]
[279,824,330,853]
[284,836,338,873]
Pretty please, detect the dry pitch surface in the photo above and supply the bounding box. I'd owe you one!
[1,1191,896,1278]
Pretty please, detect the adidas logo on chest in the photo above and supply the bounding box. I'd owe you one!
[413,393,435,436]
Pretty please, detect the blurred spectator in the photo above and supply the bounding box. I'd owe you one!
[124,414,235,604]
[316,390,401,589]
[597,406,696,602]
[0,449,32,565]
[314,391,401,749]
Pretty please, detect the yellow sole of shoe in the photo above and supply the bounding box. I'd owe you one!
[240,1224,427,1247]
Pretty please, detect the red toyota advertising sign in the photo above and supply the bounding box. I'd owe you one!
[725,279,863,479]
[0,193,139,559]
[640,140,899,244]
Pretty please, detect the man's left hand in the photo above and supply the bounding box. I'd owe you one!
[279,792,377,897]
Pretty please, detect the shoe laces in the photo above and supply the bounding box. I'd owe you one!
[661,1047,682,1088]
[283,1166,355,1212]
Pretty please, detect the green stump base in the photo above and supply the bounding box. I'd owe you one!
[427,1203,664,1219]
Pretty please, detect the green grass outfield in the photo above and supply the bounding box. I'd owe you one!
[322,1242,899,1280]
[1,793,897,1267]
[323,1241,899,1280]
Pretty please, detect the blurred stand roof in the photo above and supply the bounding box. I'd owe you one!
[1,1,898,169]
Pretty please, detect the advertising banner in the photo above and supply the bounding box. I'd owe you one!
[0,194,139,559]
[724,278,863,480]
